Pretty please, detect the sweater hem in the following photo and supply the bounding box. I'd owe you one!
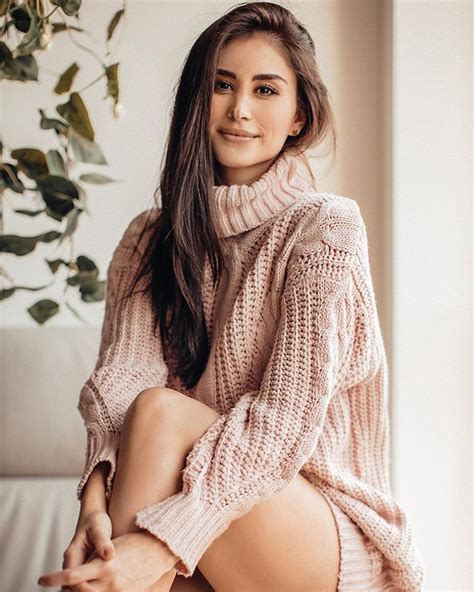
[319,490,390,591]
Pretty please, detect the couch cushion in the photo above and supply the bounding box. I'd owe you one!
[1,327,101,475]
[0,477,80,591]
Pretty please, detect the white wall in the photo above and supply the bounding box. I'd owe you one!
[1,0,387,328]
[391,1,472,590]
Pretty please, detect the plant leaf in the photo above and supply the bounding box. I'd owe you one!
[54,62,79,94]
[36,175,79,218]
[0,0,9,17]
[79,173,116,184]
[46,258,69,273]
[66,255,104,303]
[28,299,60,324]
[10,5,31,33]
[70,133,107,164]
[51,22,84,34]
[59,206,81,245]
[56,92,94,141]
[13,208,45,216]
[82,279,105,302]
[105,62,119,104]
[11,148,49,179]
[46,149,67,176]
[77,255,98,272]
[0,40,13,61]
[0,42,38,82]
[0,288,16,300]
[0,231,62,256]
[0,163,25,193]
[14,11,41,57]
[50,0,82,17]
[44,205,64,222]
[39,108,69,134]
[107,9,124,42]
[1,283,53,300]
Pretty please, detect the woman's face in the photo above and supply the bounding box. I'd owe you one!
[209,34,305,186]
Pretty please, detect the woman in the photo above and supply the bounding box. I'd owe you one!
[38,2,425,591]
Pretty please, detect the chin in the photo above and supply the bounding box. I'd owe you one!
[212,149,258,169]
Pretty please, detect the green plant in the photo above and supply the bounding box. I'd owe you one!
[0,0,127,324]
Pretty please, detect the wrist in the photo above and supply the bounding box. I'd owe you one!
[80,462,109,514]
[80,495,107,516]
[139,529,180,570]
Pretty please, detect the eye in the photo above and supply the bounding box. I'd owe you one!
[214,80,232,91]
[214,80,279,96]
[257,84,278,96]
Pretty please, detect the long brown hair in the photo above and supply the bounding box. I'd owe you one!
[123,2,337,390]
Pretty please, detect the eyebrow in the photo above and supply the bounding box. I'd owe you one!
[216,68,288,85]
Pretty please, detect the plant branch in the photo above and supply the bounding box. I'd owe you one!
[39,5,59,20]
[58,10,106,68]
[76,71,106,95]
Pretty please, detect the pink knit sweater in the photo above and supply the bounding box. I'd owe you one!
[76,148,425,590]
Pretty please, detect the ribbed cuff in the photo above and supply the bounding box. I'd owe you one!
[134,491,232,578]
[76,429,121,503]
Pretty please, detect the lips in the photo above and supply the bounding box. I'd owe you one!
[219,128,258,138]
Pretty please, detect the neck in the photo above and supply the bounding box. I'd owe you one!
[212,148,316,238]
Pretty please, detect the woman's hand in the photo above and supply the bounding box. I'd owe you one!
[37,530,179,591]
[46,509,116,591]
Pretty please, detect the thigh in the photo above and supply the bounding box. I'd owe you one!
[197,473,340,592]
[145,388,339,591]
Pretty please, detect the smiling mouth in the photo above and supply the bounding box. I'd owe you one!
[219,131,259,142]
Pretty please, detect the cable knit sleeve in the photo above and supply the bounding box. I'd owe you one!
[134,198,368,578]
[76,208,168,503]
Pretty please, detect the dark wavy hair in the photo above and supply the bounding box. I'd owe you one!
[124,1,336,390]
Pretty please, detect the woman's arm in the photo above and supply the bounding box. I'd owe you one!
[79,461,109,515]
[76,208,169,504]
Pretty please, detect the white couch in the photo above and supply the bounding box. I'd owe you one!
[1,326,102,592]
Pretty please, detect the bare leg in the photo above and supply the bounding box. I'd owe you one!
[107,387,219,591]
[104,386,340,591]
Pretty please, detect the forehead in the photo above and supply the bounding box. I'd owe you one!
[217,34,294,83]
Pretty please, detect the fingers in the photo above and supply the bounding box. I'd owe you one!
[60,579,98,592]
[62,544,86,570]
[60,584,97,592]
[95,538,115,561]
[60,543,86,591]
[68,582,98,592]
[88,518,116,561]
[38,557,104,589]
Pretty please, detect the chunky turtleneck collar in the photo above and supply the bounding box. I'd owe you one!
[212,148,316,238]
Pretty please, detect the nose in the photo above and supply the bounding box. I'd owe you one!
[227,91,250,120]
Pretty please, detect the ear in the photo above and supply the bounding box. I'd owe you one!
[292,107,306,134]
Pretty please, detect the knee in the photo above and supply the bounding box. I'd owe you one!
[125,387,172,424]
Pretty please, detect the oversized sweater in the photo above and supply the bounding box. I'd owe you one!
[76,148,425,590]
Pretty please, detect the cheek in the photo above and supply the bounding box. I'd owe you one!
[272,100,297,122]
[258,103,294,131]
[210,95,226,121]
